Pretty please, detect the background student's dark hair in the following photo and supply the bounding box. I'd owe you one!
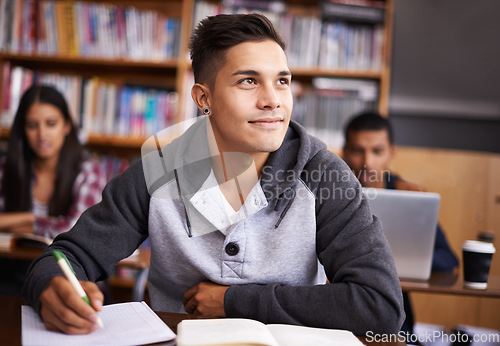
[3,84,83,216]
[189,13,286,87]
[344,111,394,144]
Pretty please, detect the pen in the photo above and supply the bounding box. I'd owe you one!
[51,250,104,328]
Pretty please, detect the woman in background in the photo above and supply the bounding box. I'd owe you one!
[0,84,107,295]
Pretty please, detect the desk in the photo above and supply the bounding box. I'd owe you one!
[0,244,43,261]
[400,272,500,298]
[0,244,151,301]
[113,247,150,301]
[0,294,405,346]
[0,243,150,268]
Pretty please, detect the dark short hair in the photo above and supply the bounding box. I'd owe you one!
[344,111,394,144]
[189,13,286,87]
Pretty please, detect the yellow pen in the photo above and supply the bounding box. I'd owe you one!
[51,250,104,328]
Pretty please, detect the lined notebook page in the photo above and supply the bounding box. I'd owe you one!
[22,301,176,345]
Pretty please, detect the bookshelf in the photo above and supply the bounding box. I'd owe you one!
[0,0,394,152]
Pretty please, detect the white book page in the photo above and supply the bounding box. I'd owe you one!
[22,301,176,345]
[177,318,278,346]
[266,324,364,346]
[0,232,12,249]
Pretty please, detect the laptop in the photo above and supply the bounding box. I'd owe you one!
[362,187,440,281]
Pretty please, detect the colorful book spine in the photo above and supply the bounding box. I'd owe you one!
[321,0,385,24]
[193,0,384,71]
[293,77,378,148]
[0,1,181,60]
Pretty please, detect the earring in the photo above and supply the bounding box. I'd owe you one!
[202,107,211,116]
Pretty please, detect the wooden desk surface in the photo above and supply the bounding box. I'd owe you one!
[0,294,404,346]
[401,271,500,298]
[0,244,151,269]
[0,244,43,261]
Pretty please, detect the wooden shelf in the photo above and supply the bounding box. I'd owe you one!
[1,129,169,150]
[0,53,178,67]
[291,67,382,80]
[108,275,138,288]
[86,135,149,149]
[0,53,180,78]
[1,53,382,79]
[0,0,394,151]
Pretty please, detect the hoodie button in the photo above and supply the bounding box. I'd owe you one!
[225,242,239,256]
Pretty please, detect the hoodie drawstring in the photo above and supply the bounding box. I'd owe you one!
[174,168,192,237]
[274,186,296,228]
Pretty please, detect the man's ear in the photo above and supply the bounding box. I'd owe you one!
[191,83,211,114]
[389,144,397,160]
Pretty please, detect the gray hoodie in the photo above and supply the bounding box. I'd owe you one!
[24,119,404,336]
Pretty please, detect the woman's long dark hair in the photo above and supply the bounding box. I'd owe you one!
[3,84,83,216]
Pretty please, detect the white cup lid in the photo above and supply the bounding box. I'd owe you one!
[462,240,496,254]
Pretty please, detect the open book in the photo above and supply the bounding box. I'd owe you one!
[0,232,53,249]
[22,301,176,345]
[177,318,363,346]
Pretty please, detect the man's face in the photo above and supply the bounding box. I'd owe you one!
[207,39,293,156]
[343,129,394,188]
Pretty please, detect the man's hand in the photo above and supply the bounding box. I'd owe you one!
[183,281,229,317]
[39,276,104,334]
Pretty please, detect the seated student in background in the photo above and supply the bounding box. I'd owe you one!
[0,85,107,295]
[24,14,404,336]
[342,111,459,337]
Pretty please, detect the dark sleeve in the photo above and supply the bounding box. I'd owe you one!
[22,161,150,313]
[224,153,405,336]
[431,224,459,273]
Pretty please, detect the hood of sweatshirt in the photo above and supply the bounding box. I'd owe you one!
[141,117,327,231]
[261,120,327,199]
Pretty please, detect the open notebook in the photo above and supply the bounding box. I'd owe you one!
[177,318,363,346]
[22,301,175,345]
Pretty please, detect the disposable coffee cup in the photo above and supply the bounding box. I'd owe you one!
[462,240,496,289]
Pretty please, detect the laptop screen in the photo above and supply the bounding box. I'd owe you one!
[362,187,440,281]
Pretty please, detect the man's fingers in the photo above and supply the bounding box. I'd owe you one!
[182,285,197,306]
[40,276,101,334]
[42,303,98,335]
[182,282,228,317]
[183,294,197,314]
[55,278,98,319]
[81,281,104,312]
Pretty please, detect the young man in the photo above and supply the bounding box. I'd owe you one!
[24,14,404,336]
[342,111,458,336]
[342,112,420,191]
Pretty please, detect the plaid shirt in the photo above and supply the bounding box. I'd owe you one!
[0,155,107,239]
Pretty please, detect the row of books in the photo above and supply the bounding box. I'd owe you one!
[320,0,385,24]
[1,64,377,148]
[1,63,180,139]
[193,1,384,70]
[81,79,179,138]
[1,63,83,128]
[220,0,386,23]
[0,0,181,61]
[292,77,378,148]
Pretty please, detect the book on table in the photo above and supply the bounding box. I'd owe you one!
[177,318,363,346]
[0,232,53,249]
